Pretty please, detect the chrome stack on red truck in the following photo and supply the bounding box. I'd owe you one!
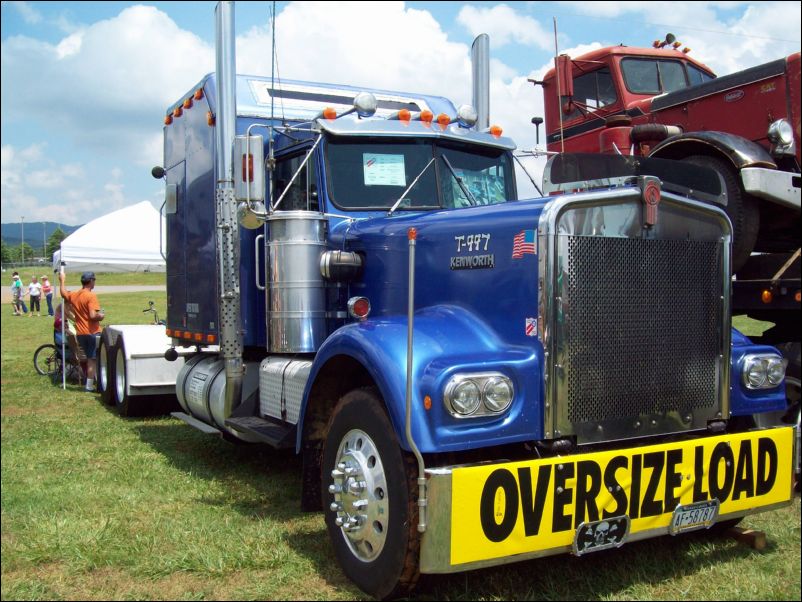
[96,5,796,598]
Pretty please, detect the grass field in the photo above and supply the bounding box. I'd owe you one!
[1,276,800,600]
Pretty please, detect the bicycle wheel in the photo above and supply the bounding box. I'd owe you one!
[33,344,59,376]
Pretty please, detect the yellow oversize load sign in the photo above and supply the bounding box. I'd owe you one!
[450,428,794,565]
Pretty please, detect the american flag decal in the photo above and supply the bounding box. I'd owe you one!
[512,229,536,259]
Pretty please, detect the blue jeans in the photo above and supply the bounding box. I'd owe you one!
[46,293,54,316]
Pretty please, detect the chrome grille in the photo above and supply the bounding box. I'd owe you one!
[563,235,723,425]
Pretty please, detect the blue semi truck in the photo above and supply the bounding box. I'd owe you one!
[96,3,796,598]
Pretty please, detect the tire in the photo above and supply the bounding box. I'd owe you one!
[683,154,759,274]
[33,344,59,376]
[776,342,801,490]
[97,330,116,405]
[322,387,420,599]
[112,339,142,417]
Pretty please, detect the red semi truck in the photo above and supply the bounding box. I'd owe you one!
[535,37,800,479]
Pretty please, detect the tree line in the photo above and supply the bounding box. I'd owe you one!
[1,227,68,264]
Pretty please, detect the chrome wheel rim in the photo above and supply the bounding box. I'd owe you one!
[115,347,126,404]
[328,429,389,562]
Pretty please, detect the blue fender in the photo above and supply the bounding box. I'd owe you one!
[730,327,787,415]
[296,304,544,454]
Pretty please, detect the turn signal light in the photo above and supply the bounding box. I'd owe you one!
[761,289,773,304]
[347,296,371,320]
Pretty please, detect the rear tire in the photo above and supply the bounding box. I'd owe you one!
[322,387,420,599]
[98,330,115,405]
[683,154,759,274]
[112,339,142,417]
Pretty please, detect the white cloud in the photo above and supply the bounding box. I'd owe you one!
[8,1,42,25]
[457,4,552,50]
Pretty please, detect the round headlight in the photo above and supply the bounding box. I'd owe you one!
[767,358,786,386]
[450,380,481,415]
[767,119,794,146]
[745,358,767,388]
[483,377,513,412]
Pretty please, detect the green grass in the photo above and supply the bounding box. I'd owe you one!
[2,292,800,601]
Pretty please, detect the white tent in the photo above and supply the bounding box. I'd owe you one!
[52,201,166,273]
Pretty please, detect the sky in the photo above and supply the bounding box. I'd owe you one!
[1,1,800,227]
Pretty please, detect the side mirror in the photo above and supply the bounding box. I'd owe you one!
[555,54,574,98]
[152,166,166,179]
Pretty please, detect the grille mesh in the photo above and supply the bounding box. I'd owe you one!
[563,236,722,424]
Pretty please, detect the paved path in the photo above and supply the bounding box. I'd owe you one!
[1,285,166,304]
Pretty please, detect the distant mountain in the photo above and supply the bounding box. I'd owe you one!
[1,221,83,247]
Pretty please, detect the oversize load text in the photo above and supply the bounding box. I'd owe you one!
[449,429,793,565]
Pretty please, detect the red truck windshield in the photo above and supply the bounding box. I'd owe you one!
[325,137,515,211]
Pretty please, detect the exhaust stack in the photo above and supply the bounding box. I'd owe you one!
[214,0,243,418]
[471,34,490,130]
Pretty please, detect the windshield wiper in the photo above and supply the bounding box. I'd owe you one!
[388,157,436,215]
[440,153,478,206]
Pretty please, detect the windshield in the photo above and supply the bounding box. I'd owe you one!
[325,137,515,210]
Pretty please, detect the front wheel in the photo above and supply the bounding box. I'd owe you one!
[33,344,59,376]
[322,388,420,599]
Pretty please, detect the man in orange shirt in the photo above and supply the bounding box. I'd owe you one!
[59,271,105,392]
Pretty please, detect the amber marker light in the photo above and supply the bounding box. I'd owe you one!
[489,124,503,138]
[173,106,183,118]
[761,289,773,304]
[207,111,215,126]
[420,110,434,123]
[165,328,173,337]
[183,97,193,109]
[322,107,337,120]
[424,395,432,411]
[206,334,217,344]
[164,115,173,126]
[408,227,417,241]
[194,333,203,342]
[795,290,801,303]
[194,88,204,100]
[398,108,411,122]
[436,113,450,126]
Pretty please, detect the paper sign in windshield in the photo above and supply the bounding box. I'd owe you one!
[364,154,406,187]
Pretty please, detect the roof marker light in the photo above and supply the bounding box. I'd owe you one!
[489,124,503,137]
[183,98,193,109]
[164,115,173,126]
[398,108,411,122]
[456,104,478,128]
[761,289,773,304]
[322,107,337,120]
[420,110,434,123]
[436,113,451,126]
[194,88,204,100]
[173,106,183,118]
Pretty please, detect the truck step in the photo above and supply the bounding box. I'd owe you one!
[225,416,296,449]
[171,412,222,436]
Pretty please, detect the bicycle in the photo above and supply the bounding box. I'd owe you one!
[33,340,84,383]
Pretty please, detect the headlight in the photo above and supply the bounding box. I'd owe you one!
[484,377,513,412]
[767,119,794,146]
[444,373,514,418]
[449,380,481,415]
[767,357,786,386]
[742,354,785,389]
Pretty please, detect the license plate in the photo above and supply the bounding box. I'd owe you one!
[669,499,720,535]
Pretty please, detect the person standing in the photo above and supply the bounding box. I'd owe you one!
[41,275,54,316]
[27,276,43,317]
[10,272,23,315]
[58,271,105,392]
